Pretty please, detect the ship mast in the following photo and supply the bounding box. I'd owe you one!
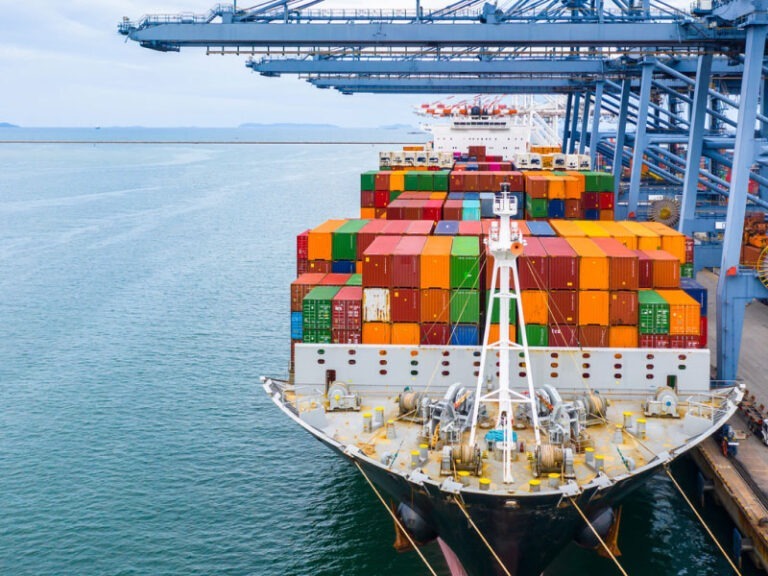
[469,185,541,483]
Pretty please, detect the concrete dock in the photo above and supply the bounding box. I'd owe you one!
[693,270,768,571]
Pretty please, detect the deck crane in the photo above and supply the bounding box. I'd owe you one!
[118,0,768,382]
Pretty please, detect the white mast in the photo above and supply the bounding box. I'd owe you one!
[469,184,541,484]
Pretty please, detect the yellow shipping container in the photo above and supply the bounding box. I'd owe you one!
[641,222,687,264]
[609,326,638,347]
[656,290,701,335]
[566,237,609,290]
[362,322,392,344]
[575,221,611,238]
[391,323,420,345]
[308,219,347,261]
[389,170,406,191]
[521,290,549,325]
[619,221,662,251]
[578,291,610,326]
[595,221,638,250]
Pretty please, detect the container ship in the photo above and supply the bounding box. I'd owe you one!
[263,143,743,576]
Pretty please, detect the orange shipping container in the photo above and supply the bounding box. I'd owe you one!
[578,291,610,326]
[420,236,453,289]
[620,221,662,251]
[308,219,347,261]
[550,220,587,238]
[362,322,391,344]
[389,171,405,191]
[547,176,566,200]
[643,250,680,288]
[609,326,639,348]
[521,290,549,325]
[487,323,516,344]
[656,290,700,335]
[420,289,450,323]
[642,222,687,264]
[360,207,376,219]
[566,237,609,290]
[596,221,638,250]
[563,176,584,200]
[391,323,420,344]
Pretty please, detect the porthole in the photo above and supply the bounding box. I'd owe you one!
[678,365,687,370]
[441,370,450,377]
[678,354,687,361]
[550,372,559,378]
[410,370,419,376]
[582,363,590,369]
[582,373,590,379]
[614,353,623,359]
[473,361,481,367]
[614,364,622,370]
[318,349,326,355]
[348,359,356,365]
[441,360,450,366]
[410,360,419,366]
[646,364,654,370]
[582,353,591,359]
[614,373,622,379]
[550,352,559,359]
[379,350,388,356]
[473,371,479,377]
[318,359,325,365]
[473,351,481,357]
[442,351,451,357]
[550,362,559,369]
[379,359,388,366]
[646,354,655,360]
[519,372,527,378]
[348,349,356,355]
[646,374,654,380]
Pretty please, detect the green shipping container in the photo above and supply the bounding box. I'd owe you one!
[517,324,549,347]
[418,172,434,191]
[583,171,601,192]
[486,290,517,324]
[450,289,480,323]
[680,263,694,278]
[360,171,378,191]
[526,197,548,218]
[405,172,421,191]
[433,171,449,192]
[599,172,614,192]
[346,274,363,286]
[638,290,670,334]
[450,237,481,289]
[303,286,341,331]
[389,190,403,202]
[303,329,332,344]
[332,219,369,261]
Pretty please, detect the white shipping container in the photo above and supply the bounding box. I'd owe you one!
[363,287,391,322]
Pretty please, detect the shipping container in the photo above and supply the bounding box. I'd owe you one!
[361,171,378,191]
[620,221,662,251]
[391,288,420,323]
[525,175,549,199]
[566,237,609,290]
[521,290,549,325]
[389,171,405,191]
[548,199,565,218]
[362,235,400,287]
[656,290,701,335]
[565,198,583,219]
[609,291,639,326]
[420,288,451,323]
[291,272,327,312]
[420,236,453,289]
[643,250,680,288]
[331,328,362,345]
[391,323,420,345]
[308,219,347,261]
[700,316,708,348]
[578,291,610,326]
[291,311,303,340]
[598,192,614,210]
[526,197,548,218]
[539,237,578,289]
[582,192,600,210]
[332,286,363,331]
[450,236,481,289]
[407,220,435,236]
[546,176,566,200]
[458,220,483,237]
[609,326,638,348]
[525,221,556,237]
[451,324,480,345]
[596,221,638,250]
[548,290,578,325]
[363,322,391,344]
[487,323,517,344]
[303,329,333,344]
[420,323,451,345]
[303,286,341,331]
[638,290,670,335]
[549,325,579,347]
[550,220,587,238]
[480,192,495,218]
[634,250,652,288]
[592,238,640,291]
[563,175,584,200]
[392,236,428,288]
[374,190,390,209]
[362,287,391,323]
[668,335,700,348]
[307,260,332,274]
[450,289,481,324]
[680,278,708,315]
[346,274,363,286]
[319,273,352,286]
[356,219,389,260]
[435,220,460,236]
[486,290,518,324]
[642,222,687,263]
[578,325,609,347]
[518,324,549,347]
[638,334,670,348]
[517,237,550,290]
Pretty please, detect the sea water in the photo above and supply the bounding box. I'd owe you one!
[0,127,753,575]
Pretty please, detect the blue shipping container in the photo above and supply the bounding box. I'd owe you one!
[548,199,565,218]
[462,199,481,221]
[584,208,600,220]
[448,192,465,200]
[480,192,495,218]
[435,220,461,235]
[464,192,480,201]
[680,278,708,315]
[331,260,356,274]
[526,221,556,237]
[291,312,303,340]
[451,324,479,345]
[510,192,525,218]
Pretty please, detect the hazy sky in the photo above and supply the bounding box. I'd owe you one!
[2,1,450,127]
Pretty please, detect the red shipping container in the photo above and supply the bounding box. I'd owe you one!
[639,334,670,348]
[501,171,525,192]
[297,258,308,275]
[525,175,549,199]
[360,190,375,208]
[443,200,463,220]
[458,220,483,236]
[643,250,680,288]
[382,220,411,235]
[699,316,708,349]
[307,260,332,274]
[565,199,583,219]
[450,172,465,192]
[391,288,420,322]
[319,273,352,286]
[386,200,406,220]
[464,173,479,192]
[539,237,578,289]
[549,325,579,347]
[478,172,494,191]
[291,272,327,312]
[423,199,443,222]
[592,238,639,291]
[517,237,549,290]
[548,290,578,325]
[407,220,435,235]
[578,325,609,347]
[362,235,400,287]
[634,250,652,288]
[357,220,388,259]
[685,236,694,264]
[420,323,451,345]
[332,286,363,331]
[598,192,615,210]
[375,171,390,191]
[374,190,390,208]
[609,291,638,325]
[582,192,600,210]
[296,229,309,260]
[392,236,427,288]
[404,200,424,221]
[332,329,362,344]
[420,289,450,323]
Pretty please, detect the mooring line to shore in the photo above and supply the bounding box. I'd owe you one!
[569,497,629,576]
[453,496,513,576]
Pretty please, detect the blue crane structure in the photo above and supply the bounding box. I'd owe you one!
[118,0,768,383]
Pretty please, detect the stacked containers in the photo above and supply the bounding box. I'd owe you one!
[657,289,701,347]
[525,174,549,219]
[450,236,481,344]
[303,286,341,343]
[362,235,399,343]
[332,219,369,274]
[420,236,452,344]
[517,237,550,346]
[539,237,578,345]
[308,219,347,273]
[592,238,640,347]
[567,237,610,347]
[391,236,427,344]
[296,229,310,275]
[681,278,708,348]
[638,290,670,347]
[332,286,363,343]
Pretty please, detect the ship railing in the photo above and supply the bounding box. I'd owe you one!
[119,4,233,33]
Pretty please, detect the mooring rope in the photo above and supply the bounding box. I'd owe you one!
[569,497,629,576]
[665,467,743,576]
[352,461,439,576]
[453,496,512,576]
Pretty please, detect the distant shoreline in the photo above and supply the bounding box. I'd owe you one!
[0,140,425,145]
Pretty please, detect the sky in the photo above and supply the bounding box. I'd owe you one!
[1,1,451,128]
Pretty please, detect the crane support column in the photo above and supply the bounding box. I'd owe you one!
[680,53,713,236]
[716,23,768,382]
[628,58,655,217]
[590,81,604,168]
[563,93,573,154]
[579,90,592,155]
[613,79,632,200]
[568,92,581,154]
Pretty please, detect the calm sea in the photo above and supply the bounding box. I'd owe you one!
[0,127,752,575]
